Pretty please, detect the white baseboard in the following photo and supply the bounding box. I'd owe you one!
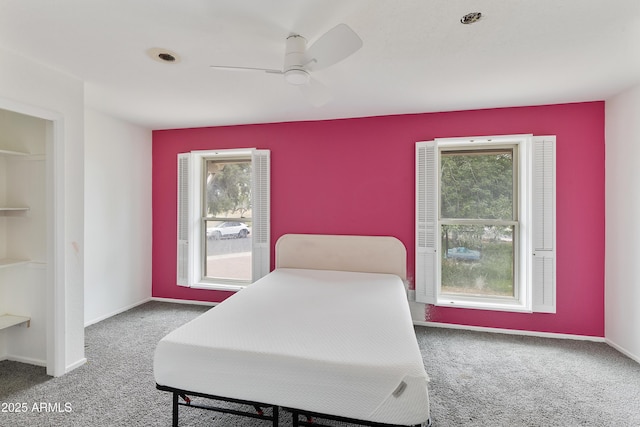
[65,357,87,373]
[151,297,218,307]
[414,320,606,342]
[5,354,47,367]
[84,297,152,327]
[605,339,640,364]
[84,297,217,328]
[2,355,87,375]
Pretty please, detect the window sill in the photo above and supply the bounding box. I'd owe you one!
[190,282,246,292]
[436,297,532,313]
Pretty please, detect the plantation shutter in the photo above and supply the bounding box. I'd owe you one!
[531,136,556,313]
[176,153,191,287]
[415,141,438,304]
[251,149,271,281]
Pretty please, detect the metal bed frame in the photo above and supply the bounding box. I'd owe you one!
[156,384,279,427]
[156,383,431,427]
[285,406,432,427]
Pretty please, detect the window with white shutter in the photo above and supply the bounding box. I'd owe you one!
[415,143,438,304]
[177,153,191,287]
[531,136,556,312]
[176,149,270,290]
[415,135,556,313]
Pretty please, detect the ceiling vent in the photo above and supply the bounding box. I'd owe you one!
[461,12,482,24]
[147,48,181,64]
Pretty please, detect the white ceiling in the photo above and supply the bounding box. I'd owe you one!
[1,0,639,130]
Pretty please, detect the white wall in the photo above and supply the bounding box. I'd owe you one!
[84,108,152,325]
[0,47,85,374]
[605,84,640,363]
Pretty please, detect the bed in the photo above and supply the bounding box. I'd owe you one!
[154,234,431,426]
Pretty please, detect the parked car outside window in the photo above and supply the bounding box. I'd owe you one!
[446,246,481,261]
[207,222,250,240]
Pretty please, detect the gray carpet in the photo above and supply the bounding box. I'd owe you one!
[1,301,639,426]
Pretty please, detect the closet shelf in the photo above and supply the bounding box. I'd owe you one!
[0,314,31,330]
[0,149,29,157]
[0,207,30,212]
[0,259,30,269]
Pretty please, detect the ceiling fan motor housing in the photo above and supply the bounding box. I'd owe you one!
[284,34,310,85]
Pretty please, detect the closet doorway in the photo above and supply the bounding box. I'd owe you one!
[0,100,65,376]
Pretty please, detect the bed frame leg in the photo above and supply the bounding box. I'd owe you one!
[172,392,179,427]
[273,405,279,427]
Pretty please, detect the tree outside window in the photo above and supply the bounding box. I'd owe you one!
[204,159,253,282]
[440,148,517,298]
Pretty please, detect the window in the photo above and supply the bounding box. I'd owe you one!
[440,147,517,299]
[177,149,270,291]
[415,135,555,313]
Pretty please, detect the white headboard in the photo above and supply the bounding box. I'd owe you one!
[275,234,407,280]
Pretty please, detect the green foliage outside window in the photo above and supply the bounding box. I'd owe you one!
[206,161,251,218]
[440,149,515,298]
[440,150,513,220]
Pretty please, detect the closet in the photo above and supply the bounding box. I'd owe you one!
[0,108,47,366]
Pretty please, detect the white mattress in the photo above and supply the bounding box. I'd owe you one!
[154,268,430,425]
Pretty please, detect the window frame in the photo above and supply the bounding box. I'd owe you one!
[200,155,253,285]
[177,148,270,291]
[416,134,556,313]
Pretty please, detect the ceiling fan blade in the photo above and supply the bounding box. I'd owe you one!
[299,77,332,107]
[305,24,363,71]
[210,65,283,74]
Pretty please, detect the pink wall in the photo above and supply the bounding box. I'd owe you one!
[153,102,605,337]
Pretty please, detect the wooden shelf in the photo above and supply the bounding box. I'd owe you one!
[0,314,31,330]
[0,259,30,269]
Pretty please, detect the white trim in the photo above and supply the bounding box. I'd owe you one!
[431,298,533,313]
[415,141,437,304]
[84,298,152,327]
[65,357,87,373]
[435,134,533,146]
[48,114,66,377]
[0,98,63,121]
[176,153,191,287]
[4,354,47,367]
[251,149,271,280]
[531,136,557,313]
[151,297,218,307]
[190,148,254,158]
[84,297,219,327]
[416,134,555,314]
[179,148,270,288]
[190,282,244,292]
[606,339,640,364]
[414,320,606,342]
[440,136,530,311]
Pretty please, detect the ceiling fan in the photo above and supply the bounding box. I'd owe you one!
[210,24,363,106]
